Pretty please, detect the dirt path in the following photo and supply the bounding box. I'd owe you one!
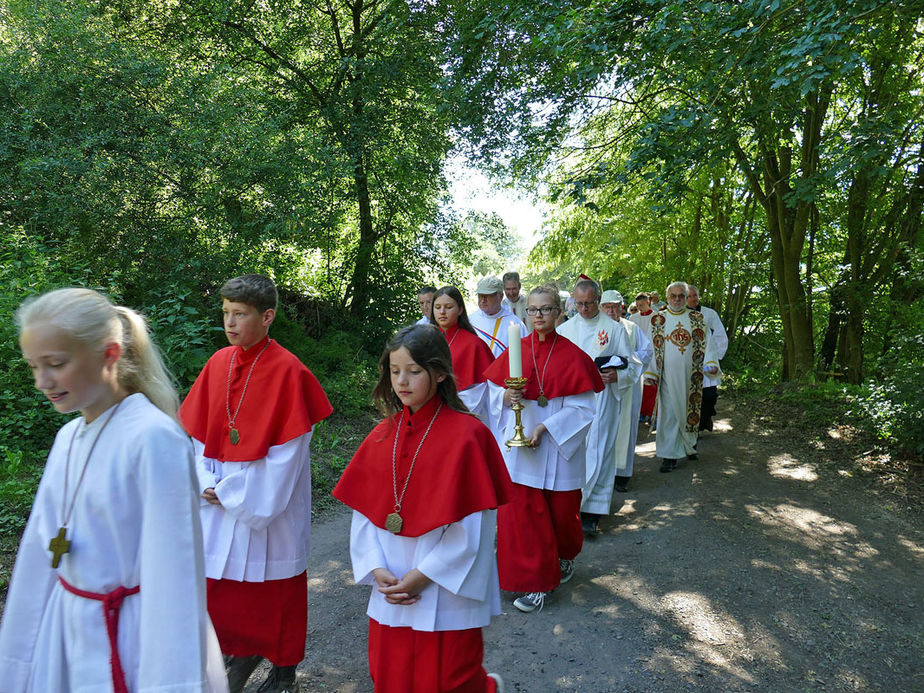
[257,398,923,692]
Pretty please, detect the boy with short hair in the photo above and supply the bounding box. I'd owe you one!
[179,274,333,693]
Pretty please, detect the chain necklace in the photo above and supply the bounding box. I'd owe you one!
[48,398,124,568]
[386,401,443,533]
[444,324,460,348]
[225,338,272,445]
[531,332,558,407]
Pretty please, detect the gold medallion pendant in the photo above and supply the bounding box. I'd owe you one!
[537,395,549,407]
[385,512,403,533]
[229,428,241,445]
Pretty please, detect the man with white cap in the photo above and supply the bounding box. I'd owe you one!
[557,278,632,535]
[470,276,528,358]
[600,290,653,492]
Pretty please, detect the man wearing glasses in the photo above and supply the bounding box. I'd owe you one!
[643,282,721,473]
[557,279,633,536]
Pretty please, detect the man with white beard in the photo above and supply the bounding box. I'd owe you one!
[557,279,631,535]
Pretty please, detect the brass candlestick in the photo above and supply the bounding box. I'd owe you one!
[504,376,530,449]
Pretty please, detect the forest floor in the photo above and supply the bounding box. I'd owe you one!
[262,387,923,693]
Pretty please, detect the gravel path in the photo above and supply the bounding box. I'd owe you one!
[253,400,923,692]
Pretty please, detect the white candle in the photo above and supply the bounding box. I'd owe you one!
[508,323,522,378]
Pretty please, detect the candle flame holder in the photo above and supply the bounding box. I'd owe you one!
[504,376,530,449]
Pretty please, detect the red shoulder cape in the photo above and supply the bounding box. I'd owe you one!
[332,396,512,537]
[179,337,333,461]
[484,332,604,400]
[443,325,495,391]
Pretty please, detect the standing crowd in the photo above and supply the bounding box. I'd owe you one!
[0,270,727,693]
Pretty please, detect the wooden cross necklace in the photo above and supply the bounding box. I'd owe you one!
[49,398,124,568]
[386,401,443,533]
[225,338,272,445]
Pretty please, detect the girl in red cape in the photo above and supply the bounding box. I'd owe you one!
[429,285,495,424]
[333,325,512,693]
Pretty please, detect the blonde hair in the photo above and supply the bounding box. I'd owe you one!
[16,288,180,418]
[528,283,563,311]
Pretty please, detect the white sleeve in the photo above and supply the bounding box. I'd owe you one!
[0,471,59,692]
[542,390,596,460]
[417,510,496,602]
[137,427,213,690]
[634,325,654,374]
[213,434,311,531]
[707,309,729,361]
[192,438,217,498]
[349,512,388,586]
[459,382,491,429]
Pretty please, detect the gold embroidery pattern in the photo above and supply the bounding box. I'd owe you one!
[668,324,692,354]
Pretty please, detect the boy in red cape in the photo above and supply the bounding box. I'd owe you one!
[334,325,511,692]
[179,274,332,693]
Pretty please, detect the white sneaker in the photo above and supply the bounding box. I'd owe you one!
[559,558,574,584]
[513,591,546,613]
[487,672,505,692]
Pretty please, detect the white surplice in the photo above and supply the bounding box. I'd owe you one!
[612,319,653,475]
[349,509,501,632]
[459,382,492,428]
[487,384,595,491]
[0,393,227,693]
[556,313,632,513]
[501,295,531,332]
[469,307,528,358]
[699,306,728,389]
[193,432,313,582]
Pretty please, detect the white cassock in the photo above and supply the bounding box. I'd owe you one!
[459,383,492,428]
[0,393,227,693]
[557,313,632,514]
[469,307,528,358]
[194,432,313,581]
[645,308,721,459]
[628,310,655,340]
[612,319,653,476]
[488,385,596,491]
[349,510,500,631]
[699,306,728,389]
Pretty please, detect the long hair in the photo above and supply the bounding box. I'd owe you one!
[371,324,472,420]
[428,286,477,335]
[16,288,180,418]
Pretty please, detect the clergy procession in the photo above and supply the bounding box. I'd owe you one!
[0,271,728,693]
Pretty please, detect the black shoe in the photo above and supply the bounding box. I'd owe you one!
[581,512,599,536]
[659,459,676,473]
[614,476,630,492]
[687,453,698,460]
[257,665,300,693]
[226,655,263,693]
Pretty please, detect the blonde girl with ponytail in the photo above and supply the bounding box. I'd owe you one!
[0,287,228,693]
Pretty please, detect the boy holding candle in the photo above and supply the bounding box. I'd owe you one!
[484,284,604,613]
[179,274,333,693]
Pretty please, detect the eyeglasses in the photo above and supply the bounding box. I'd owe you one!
[525,306,557,316]
[573,301,598,308]
[668,293,686,299]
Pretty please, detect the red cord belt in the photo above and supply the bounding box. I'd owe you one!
[58,576,140,693]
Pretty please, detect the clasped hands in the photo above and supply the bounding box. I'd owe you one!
[373,567,432,606]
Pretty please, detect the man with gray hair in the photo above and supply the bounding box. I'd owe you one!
[502,271,530,330]
[470,276,528,358]
[643,282,721,472]
[600,290,653,492]
[557,279,631,535]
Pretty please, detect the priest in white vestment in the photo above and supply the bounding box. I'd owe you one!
[601,291,653,492]
[557,280,632,535]
[469,276,528,357]
[644,282,721,472]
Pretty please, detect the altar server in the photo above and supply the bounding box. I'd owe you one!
[0,288,227,693]
[334,325,511,692]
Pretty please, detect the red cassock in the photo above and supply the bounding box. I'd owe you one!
[441,325,495,391]
[179,336,332,664]
[333,396,512,692]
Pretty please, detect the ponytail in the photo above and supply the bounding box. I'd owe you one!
[17,288,180,419]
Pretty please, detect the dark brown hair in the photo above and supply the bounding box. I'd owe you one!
[220,274,278,313]
[371,325,472,420]
[429,286,477,335]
